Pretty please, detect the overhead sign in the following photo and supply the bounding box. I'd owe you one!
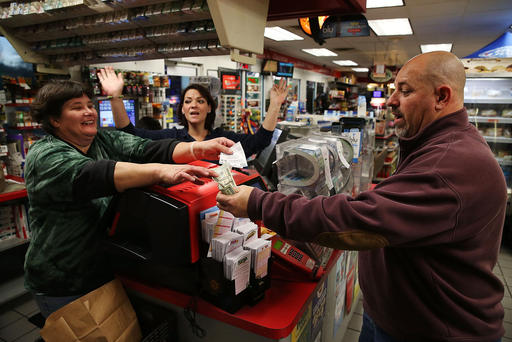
[370,67,393,83]
[299,15,370,45]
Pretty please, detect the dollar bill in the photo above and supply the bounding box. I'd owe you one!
[213,163,239,195]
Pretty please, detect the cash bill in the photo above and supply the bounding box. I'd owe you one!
[213,163,239,195]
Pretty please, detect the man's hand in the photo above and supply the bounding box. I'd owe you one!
[216,185,255,218]
[97,66,124,97]
[159,164,218,185]
[194,137,234,160]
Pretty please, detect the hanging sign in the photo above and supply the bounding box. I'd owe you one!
[370,67,393,83]
[299,15,369,44]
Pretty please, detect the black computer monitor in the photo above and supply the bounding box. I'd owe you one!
[97,98,137,128]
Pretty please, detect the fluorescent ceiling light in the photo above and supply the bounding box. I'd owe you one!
[264,27,304,41]
[333,60,358,66]
[420,43,453,53]
[368,18,413,36]
[366,0,403,8]
[352,67,369,72]
[302,48,337,57]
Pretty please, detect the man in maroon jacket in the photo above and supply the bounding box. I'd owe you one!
[217,51,508,342]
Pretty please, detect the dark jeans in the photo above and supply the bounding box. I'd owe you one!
[359,312,402,342]
[359,312,501,342]
[33,293,83,318]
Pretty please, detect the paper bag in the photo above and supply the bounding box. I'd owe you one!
[40,279,142,342]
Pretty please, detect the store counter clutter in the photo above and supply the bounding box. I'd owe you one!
[105,160,350,341]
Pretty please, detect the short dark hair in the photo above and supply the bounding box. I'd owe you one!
[31,80,93,134]
[136,116,162,130]
[177,84,217,132]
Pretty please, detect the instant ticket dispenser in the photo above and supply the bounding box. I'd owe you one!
[105,160,267,297]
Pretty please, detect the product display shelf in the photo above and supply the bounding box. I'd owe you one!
[220,95,242,133]
[113,0,207,10]
[0,3,112,28]
[27,24,217,56]
[384,155,398,166]
[465,78,512,190]
[0,237,27,253]
[497,157,512,166]
[1,1,216,65]
[131,11,211,27]
[0,175,27,203]
[146,31,217,45]
[373,131,397,182]
[16,21,138,42]
[33,45,93,56]
[469,116,512,124]
[483,136,512,144]
[51,44,228,66]
[14,13,211,43]
[0,176,29,306]
[465,98,511,104]
[86,37,154,50]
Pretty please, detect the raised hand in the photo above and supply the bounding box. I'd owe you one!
[270,78,289,105]
[97,66,124,97]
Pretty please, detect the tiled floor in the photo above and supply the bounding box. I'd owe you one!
[3,246,512,342]
[0,293,41,342]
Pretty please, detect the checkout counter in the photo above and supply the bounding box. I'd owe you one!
[106,160,360,341]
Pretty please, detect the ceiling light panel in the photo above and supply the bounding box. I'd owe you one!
[366,0,403,8]
[368,18,413,36]
[333,60,358,66]
[420,44,453,53]
[302,48,338,57]
[352,67,369,72]
[264,27,304,41]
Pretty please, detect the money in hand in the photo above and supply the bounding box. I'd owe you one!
[213,163,239,195]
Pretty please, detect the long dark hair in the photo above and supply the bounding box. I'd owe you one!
[177,84,217,132]
[31,80,93,134]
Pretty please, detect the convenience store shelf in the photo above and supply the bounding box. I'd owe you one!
[497,157,512,166]
[0,238,28,253]
[375,133,395,140]
[484,136,512,144]
[384,156,398,166]
[0,0,216,65]
[465,98,512,104]
[0,3,113,28]
[0,176,27,204]
[469,116,512,124]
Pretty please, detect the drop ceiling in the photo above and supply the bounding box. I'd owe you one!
[264,0,512,74]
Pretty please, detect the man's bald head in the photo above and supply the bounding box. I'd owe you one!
[387,51,467,138]
[405,51,466,107]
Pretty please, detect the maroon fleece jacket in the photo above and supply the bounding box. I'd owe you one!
[248,108,507,342]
